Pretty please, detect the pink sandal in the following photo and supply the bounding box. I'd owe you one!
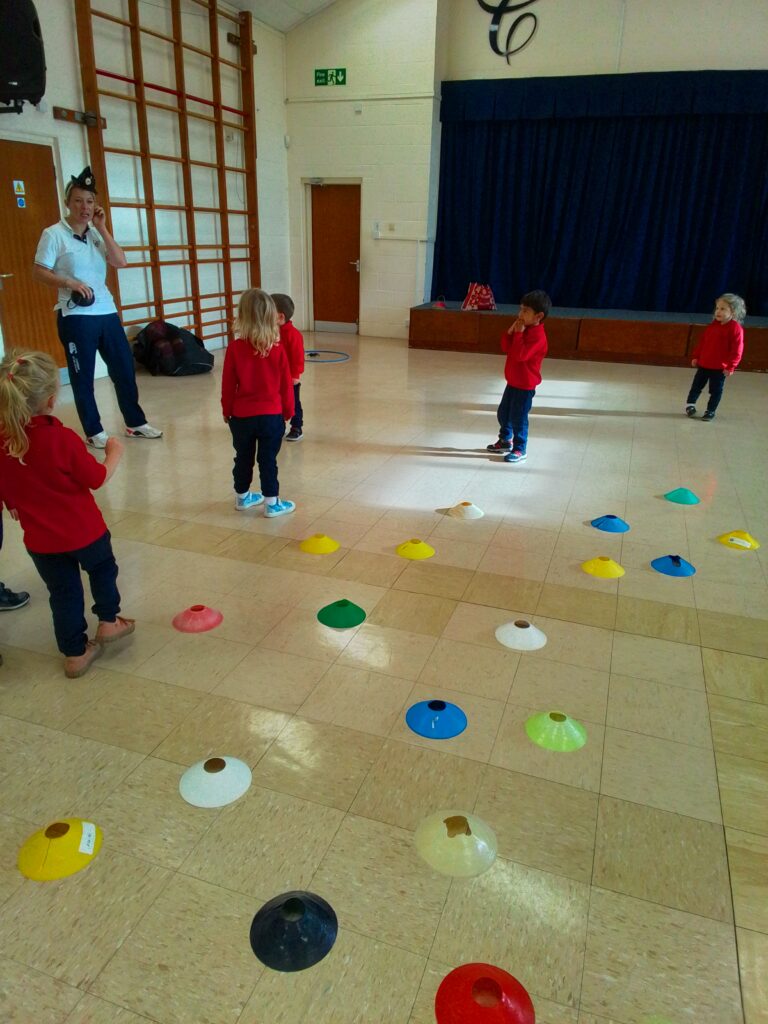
[96,616,136,645]
[64,640,103,679]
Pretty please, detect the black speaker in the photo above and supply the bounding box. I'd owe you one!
[0,0,46,108]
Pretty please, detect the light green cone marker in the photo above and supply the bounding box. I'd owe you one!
[525,711,587,752]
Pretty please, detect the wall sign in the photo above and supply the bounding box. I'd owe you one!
[315,68,347,86]
[476,1,540,63]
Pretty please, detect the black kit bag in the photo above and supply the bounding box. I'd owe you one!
[133,320,214,377]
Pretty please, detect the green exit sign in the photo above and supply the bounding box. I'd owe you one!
[315,68,347,86]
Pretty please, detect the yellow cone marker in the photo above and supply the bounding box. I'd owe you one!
[299,533,340,555]
[718,531,760,551]
[18,819,102,882]
[396,538,435,560]
[581,556,625,579]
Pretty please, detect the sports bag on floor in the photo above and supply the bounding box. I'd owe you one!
[133,320,214,376]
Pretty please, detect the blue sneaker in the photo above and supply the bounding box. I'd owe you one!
[235,492,264,511]
[264,498,296,518]
[503,449,527,464]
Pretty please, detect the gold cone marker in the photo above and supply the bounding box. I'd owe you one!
[581,555,625,578]
[396,538,435,560]
[18,819,102,881]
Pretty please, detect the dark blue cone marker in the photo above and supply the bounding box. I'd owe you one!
[650,554,696,577]
[591,514,630,533]
[249,891,338,972]
[406,699,467,739]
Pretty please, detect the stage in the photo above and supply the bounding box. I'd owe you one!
[408,303,768,372]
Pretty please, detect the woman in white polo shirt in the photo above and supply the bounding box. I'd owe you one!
[32,166,162,448]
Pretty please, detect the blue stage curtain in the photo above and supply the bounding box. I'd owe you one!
[432,72,768,314]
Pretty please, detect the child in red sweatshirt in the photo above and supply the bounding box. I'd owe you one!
[685,293,745,421]
[271,293,305,442]
[221,289,296,517]
[487,290,551,463]
[0,350,134,679]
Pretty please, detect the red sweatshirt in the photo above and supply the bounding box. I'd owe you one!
[221,337,295,420]
[279,320,305,380]
[0,416,107,553]
[691,319,744,373]
[501,323,548,389]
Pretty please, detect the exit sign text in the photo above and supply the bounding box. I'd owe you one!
[315,68,346,86]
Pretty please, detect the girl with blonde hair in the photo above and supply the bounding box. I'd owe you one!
[0,350,134,677]
[685,293,746,421]
[221,289,296,517]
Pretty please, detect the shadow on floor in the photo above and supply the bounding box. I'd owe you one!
[533,407,686,419]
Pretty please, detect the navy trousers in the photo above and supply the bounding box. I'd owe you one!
[497,385,536,451]
[28,531,120,657]
[291,382,304,431]
[687,367,726,413]
[57,312,146,437]
[229,414,285,496]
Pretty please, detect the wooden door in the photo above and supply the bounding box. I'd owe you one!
[0,140,64,366]
[311,184,360,331]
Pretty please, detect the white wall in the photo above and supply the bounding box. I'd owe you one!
[285,0,439,339]
[250,19,290,294]
[443,0,768,80]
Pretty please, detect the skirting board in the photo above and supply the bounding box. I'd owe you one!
[314,321,358,334]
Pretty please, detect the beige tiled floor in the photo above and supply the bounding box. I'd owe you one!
[1,337,766,1022]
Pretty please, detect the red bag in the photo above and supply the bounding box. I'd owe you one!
[461,282,496,311]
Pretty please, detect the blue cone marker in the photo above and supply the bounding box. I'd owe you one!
[406,699,467,739]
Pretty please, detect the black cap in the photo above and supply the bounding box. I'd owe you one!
[69,166,96,192]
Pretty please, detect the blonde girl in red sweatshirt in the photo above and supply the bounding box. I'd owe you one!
[686,293,745,421]
[221,289,296,517]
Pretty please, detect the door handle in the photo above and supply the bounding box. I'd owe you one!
[0,273,14,278]
[349,259,360,272]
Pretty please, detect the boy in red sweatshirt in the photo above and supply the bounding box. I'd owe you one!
[487,290,551,464]
[271,293,305,442]
[685,293,745,421]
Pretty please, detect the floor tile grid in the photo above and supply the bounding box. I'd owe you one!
[3,346,765,1024]
[160,488,532,1017]
[240,657,588,1016]
[467,755,599,1020]
[571,635,612,1024]
[416,853,585,1020]
[76,574,757,782]
[675,429,761,1024]
[102,693,572,1021]
[0,565,753,794]
[704,679,763,1024]
[83,871,268,1022]
[601,619,741,956]
[82,598,757,1024]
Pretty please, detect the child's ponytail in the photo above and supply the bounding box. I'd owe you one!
[0,350,59,461]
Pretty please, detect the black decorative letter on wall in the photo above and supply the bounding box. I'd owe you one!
[476,1,539,63]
